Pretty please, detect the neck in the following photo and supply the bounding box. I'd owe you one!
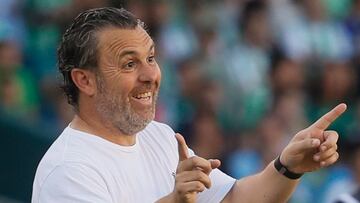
[70,112,137,146]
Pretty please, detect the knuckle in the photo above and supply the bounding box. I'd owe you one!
[192,156,211,171]
[199,172,211,187]
[307,139,314,146]
[206,178,212,188]
[198,171,207,180]
[175,185,183,194]
[327,144,338,152]
[325,152,339,166]
[322,152,332,159]
[196,181,205,191]
[328,146,337,155]
[194,156,208,165]
[313,129,323,136]
[195,170,204,179]
[205,160,211,169]
[321,148,336,159]
[195,170,202,176]
[190,157,198,165]
[194,156,202,162]
[299,129,309,137]
[330,150,336,156]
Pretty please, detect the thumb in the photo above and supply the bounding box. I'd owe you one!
[175,133,189,161]
[209,159,221,169]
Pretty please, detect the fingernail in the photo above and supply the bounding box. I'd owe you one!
[321,146,327,151]
[314,155,320,161]
[320,161,326,167]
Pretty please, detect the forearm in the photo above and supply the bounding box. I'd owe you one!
[155,193,175,203]
[155,194,174,203]
[222,104,346,202]
[224,160,300,203]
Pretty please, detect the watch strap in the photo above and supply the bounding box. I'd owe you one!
[274,156,303,179]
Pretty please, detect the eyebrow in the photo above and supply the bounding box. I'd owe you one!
[118,43,155,58]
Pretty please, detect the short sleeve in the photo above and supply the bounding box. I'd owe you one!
[186,148,236,203]
[35,162,112,203]
[197,168,236,203]
[168,127,236,202]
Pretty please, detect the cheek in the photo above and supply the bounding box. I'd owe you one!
[107,78,135,98]
[156,65,162,84]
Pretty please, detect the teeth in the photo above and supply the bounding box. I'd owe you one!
[134,92,152,99]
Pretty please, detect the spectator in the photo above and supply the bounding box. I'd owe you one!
[0,40,39,120]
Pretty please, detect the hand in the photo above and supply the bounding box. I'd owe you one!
[280,103,347,174]
[171,133,221,203]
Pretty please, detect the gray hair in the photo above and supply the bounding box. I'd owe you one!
[57,7,144,109]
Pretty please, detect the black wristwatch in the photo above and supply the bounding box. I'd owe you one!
[274,156,303,179]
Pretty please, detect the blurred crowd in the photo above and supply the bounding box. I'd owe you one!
[1,0,360,202]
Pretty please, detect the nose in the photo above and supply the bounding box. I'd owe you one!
[138,63,160,83]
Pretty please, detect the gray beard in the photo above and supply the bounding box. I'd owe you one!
[95,78,157,135]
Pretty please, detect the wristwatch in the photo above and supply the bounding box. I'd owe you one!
[274,156,303,179]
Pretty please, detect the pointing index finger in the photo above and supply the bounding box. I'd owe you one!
[175,133,189,161]
[310,103,347,131]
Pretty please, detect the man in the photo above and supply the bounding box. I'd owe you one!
[32,7,347,203]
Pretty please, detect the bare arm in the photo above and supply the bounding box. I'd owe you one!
[222,103,347,203]
[222,160,299,203]
[157,103,346,203]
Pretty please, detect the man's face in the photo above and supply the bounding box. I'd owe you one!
[94,26,161,135]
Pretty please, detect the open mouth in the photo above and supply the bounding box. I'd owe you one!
[131,91,153,106]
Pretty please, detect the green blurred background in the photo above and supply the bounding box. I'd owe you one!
[1,0,360,202]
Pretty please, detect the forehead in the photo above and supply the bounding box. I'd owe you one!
[97,26,154,53]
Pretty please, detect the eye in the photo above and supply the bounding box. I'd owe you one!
[147,56,156,64]
[123,61,136,70]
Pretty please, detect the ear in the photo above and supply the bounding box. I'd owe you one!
[71,68,97,97]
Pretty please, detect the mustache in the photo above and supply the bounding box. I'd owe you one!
[130,83,159,95]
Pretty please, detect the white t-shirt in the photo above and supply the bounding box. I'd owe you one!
[334,193,360,203]
[32,121,236,203]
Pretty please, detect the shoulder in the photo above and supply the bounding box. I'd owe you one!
[42,162,105,186]
[32,162,110,203]
[33,127,105,191]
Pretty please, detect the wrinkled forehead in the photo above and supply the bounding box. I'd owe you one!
[97,26,154,55]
